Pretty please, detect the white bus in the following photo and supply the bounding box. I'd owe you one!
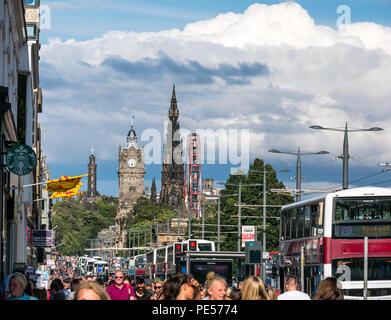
[146,239,216,280]
[279,187,391,300]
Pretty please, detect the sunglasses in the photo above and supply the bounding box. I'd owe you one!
[155,286,162,289]
[115,276,124,279]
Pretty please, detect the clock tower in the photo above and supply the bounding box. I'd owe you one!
[115,115,145,249]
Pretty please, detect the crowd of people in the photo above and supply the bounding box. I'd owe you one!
[1,265,345,301]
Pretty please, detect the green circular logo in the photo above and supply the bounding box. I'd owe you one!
[5,144,37,176]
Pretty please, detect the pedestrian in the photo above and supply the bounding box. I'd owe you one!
[95,278,105,287]
[315,277,344,300]
[105,270,135,300]
[150,279,164,300]
[106,275,113,287]
[8,273,38,300]
[203,276,230,300]
[267,286,278,300]
[241,276,270,300]
[134,277,153,300]
[25,279,35,297]
[63,278,71,296]
[161,274,200,300]
[145,278,154,296]
[66,278,81,300]
[201,271,215,299]
[277,277,311,300]
[229,288,242,300]
[75,282,111,300]
[34,288,48,301]
[49,278,68,300]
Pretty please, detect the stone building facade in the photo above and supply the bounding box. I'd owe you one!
[115,116,145,249]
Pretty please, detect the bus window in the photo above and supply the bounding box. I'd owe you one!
[304,206,311,238]
[297,207,304,238]
[311,204,319,237]
[286,210,291,240]
[335,197,391,221]
[198,243,212,251]
[280,212,287,241]
[291,209,297,240]
[318,202,324,234]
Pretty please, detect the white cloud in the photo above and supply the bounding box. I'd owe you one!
[39,2,391,189]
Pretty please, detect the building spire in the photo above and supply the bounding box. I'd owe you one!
[169,84,178,121]
[127,114,138,148]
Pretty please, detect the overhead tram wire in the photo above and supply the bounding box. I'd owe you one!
[298,170,391,197]
[299,168,389,194]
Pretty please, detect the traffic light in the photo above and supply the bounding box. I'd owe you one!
[271,264,278,279]
[245,241,262,264]
[174,242,182,258]
[189,240,197,251]
[174,242,183,273]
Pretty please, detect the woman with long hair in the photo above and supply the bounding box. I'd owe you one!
[241,276,270,300]
[160,274,200,300]
[315,277,344,300]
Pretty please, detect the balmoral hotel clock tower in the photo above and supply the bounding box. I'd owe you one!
[115,116,145,249]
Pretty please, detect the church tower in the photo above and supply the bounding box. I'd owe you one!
[116,116,145,249]
[87,146,97,199]
[150,177,157,203]
[160,85,185,210]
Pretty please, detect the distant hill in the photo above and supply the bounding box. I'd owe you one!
[51,195,118,256]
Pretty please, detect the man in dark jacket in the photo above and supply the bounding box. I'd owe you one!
[50,278,67,300]
[135,277,153,300]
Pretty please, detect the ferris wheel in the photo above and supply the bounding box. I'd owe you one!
[184,132,202,219]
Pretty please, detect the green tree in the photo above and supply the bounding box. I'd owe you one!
[52,197,117,256]
[192,158,294,252]
[123,197,176,248]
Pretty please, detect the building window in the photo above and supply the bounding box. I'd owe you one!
[26,24,37,40]
[25,0,38,6]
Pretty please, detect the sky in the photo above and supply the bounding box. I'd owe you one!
[38,0,391,198]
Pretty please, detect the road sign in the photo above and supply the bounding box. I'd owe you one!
[242,226,256,247]
[5,144,37,176]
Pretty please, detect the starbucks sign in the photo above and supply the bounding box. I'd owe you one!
[5,144,37,176]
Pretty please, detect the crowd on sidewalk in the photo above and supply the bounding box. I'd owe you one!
[1,265,344,301]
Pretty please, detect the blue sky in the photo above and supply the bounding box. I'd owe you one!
[38,1,391,198]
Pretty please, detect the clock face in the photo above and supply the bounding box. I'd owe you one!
[128,158,136,167]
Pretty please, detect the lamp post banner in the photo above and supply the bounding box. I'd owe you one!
[5,144,37,176]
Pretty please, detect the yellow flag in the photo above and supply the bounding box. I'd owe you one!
[44,174,88,193]
[50,191,83,199]
[50,180,83,199]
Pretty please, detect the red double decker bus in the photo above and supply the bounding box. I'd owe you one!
[278,187,391,300]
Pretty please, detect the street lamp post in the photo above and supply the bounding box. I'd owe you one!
[248,168,289,281]
[268,148,329,201]
[310,123,383,189]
